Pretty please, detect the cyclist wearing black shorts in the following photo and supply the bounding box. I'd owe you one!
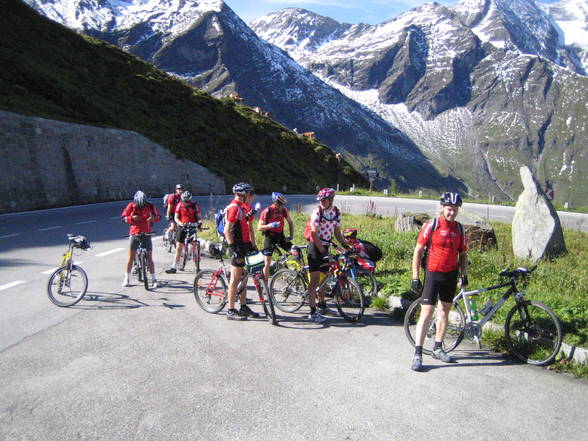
[410,192,468,371]
[121,191,161,288]
[258,192,294,281]
[165,191,201,274]
[224,182,260,321]
[164,184,183,241]
[305,188,347,323]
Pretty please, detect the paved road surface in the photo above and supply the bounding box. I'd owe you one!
[1,197,587,440]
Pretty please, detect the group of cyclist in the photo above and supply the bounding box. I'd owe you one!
[120,182,468,371]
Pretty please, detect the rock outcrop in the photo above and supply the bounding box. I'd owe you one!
[512,166,566,261]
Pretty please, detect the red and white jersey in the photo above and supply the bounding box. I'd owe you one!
[309,206,341,244]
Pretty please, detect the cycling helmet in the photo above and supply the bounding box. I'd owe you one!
[73,235,91,250]
[176,184,184,190]
[440,191,463,207]
[134,190,147,208]
[343,228,358,238]
[272,192,287,204]
[232,182,254,195]
[181,191,192,202]
[316,187,335,201]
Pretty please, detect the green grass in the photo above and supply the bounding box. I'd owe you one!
[199,210,588,350]
[0,0,367,196]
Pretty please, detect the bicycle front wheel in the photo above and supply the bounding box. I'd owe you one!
[259,277,277,325]
[334,277,365,322]
[269,269,306,313]
[140,252,149,290]
[404,297,465,355]
[193,270,228,313]
[47,265,88,307]
[167,231,175,253]
[505,300,563,366]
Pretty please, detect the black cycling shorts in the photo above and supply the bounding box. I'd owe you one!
[129,235,152,251]
[262,233,292,256]
[230,242,254,268]
[421,269,459,305]
[307,241,329,273]
[175,226,193,244]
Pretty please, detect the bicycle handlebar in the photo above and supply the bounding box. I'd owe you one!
[499,266,537,279]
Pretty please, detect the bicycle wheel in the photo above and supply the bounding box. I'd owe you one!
[269,269,306,313]
[353,267,378,299]
[195,241,201,273]
[403,297,465,355]
[505,300,563,366]
[193,270,228,313]
[259,277,277,325]
[140,252,149,290]
[47,265,88,307]
[334,277,365,322]
[135,254,143,283]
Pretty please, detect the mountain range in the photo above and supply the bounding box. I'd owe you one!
[21,0,588,208]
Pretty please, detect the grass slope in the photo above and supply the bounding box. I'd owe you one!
[0,0,367,193]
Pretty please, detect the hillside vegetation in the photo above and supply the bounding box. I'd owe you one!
[0,0,366,193]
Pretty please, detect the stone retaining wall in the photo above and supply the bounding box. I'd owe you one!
[0,110,225,213]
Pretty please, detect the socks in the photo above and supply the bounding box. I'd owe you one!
[433,341,442,350]
[415,346,423,356]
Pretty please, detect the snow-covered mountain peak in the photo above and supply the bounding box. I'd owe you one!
[540,0,588,49]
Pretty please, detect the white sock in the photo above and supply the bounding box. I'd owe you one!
[171,262,177,269]
[125,272,130,279]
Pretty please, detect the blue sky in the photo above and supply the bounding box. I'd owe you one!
[225,0,558,25]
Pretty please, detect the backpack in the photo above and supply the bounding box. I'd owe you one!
[359,240,382,262]
[304,206,340,241]
[420,218,464,269]
[215,203,242,238]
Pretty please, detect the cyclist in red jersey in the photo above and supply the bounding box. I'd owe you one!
[165,191,202,274]
[258,192,294,281]
[121,191,161,287]
[224,182,260,321]
[164,184,184,244]
[410,192,468,371]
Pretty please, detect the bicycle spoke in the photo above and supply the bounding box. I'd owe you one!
[47,265,88,307]
[193,270,227,313]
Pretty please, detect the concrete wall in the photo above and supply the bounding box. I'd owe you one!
[0,111,225,213]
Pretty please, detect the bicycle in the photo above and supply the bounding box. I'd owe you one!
[346,255,378,300]
[269,249,365,322]
[404,267,563,366]
[179,222,208,273]
[268,242,302,275]
[162,224,176,253]
[193,245,277,325]
[47,234,91,307]
[131,232,156,290]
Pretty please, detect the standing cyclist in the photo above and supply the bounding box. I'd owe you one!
[165,191,201,274]
[410,192,468,371]
[164,184,184,246]
[306,187,347,323]
[258,192,294,281]
[224,182,260,321]
[121,190,161,288]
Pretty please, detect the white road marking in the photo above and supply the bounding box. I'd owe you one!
[74,220,97,225]
[0,281,26,291]
[96,248,124,257]
[0,233,19,239]
[39,226,63,231]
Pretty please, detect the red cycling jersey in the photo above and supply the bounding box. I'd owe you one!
[226,199,252,243]
[167,193,181,215]
[121,202,161,235]
[260,204,289,234]
[417,216,467,273]
[175,201,201,224]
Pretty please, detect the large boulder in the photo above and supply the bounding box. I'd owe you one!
[512,167,566,261]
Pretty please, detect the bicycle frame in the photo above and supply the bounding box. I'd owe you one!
[456,278,516,326]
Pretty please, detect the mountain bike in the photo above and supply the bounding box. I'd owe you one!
[179,222,208,273]
[193,246,277,325]
[346,255,378,299]
[162,225,176,253]
[404,267,563,366]
[131,232,155,290]
[47,234,91,307]
[269,249,365,322]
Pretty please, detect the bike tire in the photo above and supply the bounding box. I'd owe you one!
[180,246,189,271]
[334,277,365,322]
[140,252,149,290]
[269,268,306,313]
[195,241,201,273]
[259,277,277,325]
[47,265,88,307]
[403,297,465,355]
[505,300,563,366]
[193,270,228,313]
[353,266,378,299]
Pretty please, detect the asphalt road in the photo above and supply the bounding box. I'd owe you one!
[1,197,587,440]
